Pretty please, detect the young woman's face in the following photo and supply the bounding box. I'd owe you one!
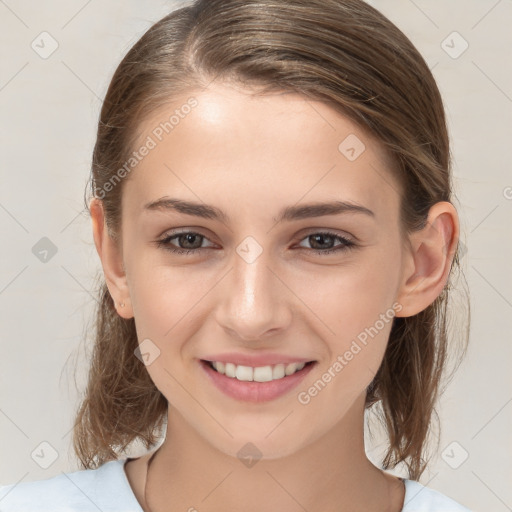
[117,81,408,459]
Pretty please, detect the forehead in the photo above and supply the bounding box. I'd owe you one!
[123,82,401,221]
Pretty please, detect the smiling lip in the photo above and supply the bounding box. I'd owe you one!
[199,359,317,403]
[201,352,316,366]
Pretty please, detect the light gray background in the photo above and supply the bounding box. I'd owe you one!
[1,1,511,510]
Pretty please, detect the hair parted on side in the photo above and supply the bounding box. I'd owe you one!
[73,0,470,481]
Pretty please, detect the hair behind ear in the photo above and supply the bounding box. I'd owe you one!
[72,278,167,469]
[366,262,470,480]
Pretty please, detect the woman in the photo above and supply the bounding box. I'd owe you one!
[0,0,472,510]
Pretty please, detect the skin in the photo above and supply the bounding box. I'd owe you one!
[90,81,459,512]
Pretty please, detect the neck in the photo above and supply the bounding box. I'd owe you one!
[143,393,402,512]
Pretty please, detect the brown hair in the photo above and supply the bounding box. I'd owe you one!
[73,0,470,480]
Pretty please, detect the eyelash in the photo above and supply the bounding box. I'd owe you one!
[155,230,356,256]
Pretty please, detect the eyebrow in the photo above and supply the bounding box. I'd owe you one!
[143,197,375,223]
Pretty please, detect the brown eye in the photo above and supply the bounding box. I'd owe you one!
[155,230,356,257]
[156,231,214,254]
[297,231,356,256]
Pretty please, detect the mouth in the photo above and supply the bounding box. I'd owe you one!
[199,359,317,403]
[200,359,316,382]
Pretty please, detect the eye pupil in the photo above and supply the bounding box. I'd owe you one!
[180,233,202,249]
[310,233,333,249]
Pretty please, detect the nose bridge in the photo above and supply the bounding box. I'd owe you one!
[215,243,291,340]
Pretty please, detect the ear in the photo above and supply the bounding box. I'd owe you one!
[395,201,459,317]
[90,198,134,319]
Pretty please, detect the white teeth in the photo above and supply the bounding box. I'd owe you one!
[235,364,253,381]
[272,364,285,380]
[210,361,307,382]
[254,366,274,382]
[225,362,236,378]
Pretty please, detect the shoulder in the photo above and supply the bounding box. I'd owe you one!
[0,459,142,512]
[402,479,473,512]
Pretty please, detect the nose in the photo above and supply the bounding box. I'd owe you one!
[214,248,293,342]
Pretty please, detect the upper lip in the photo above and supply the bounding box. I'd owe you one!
[201,353,316,367]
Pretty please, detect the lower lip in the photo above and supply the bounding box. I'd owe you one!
[199,359,317,403]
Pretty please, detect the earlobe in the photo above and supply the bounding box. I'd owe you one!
[395,201,459,317]
[89,198,134,319]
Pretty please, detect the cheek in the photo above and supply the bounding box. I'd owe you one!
[127,259,216,388]
[293,246,401,379]
[127,265,205,403]
[126,245,207,331]
[293,257,401,416]
[300,249,400,333]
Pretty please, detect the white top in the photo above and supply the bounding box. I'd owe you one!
[0,459,472,511]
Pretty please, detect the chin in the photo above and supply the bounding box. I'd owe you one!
[208,428,314,463]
